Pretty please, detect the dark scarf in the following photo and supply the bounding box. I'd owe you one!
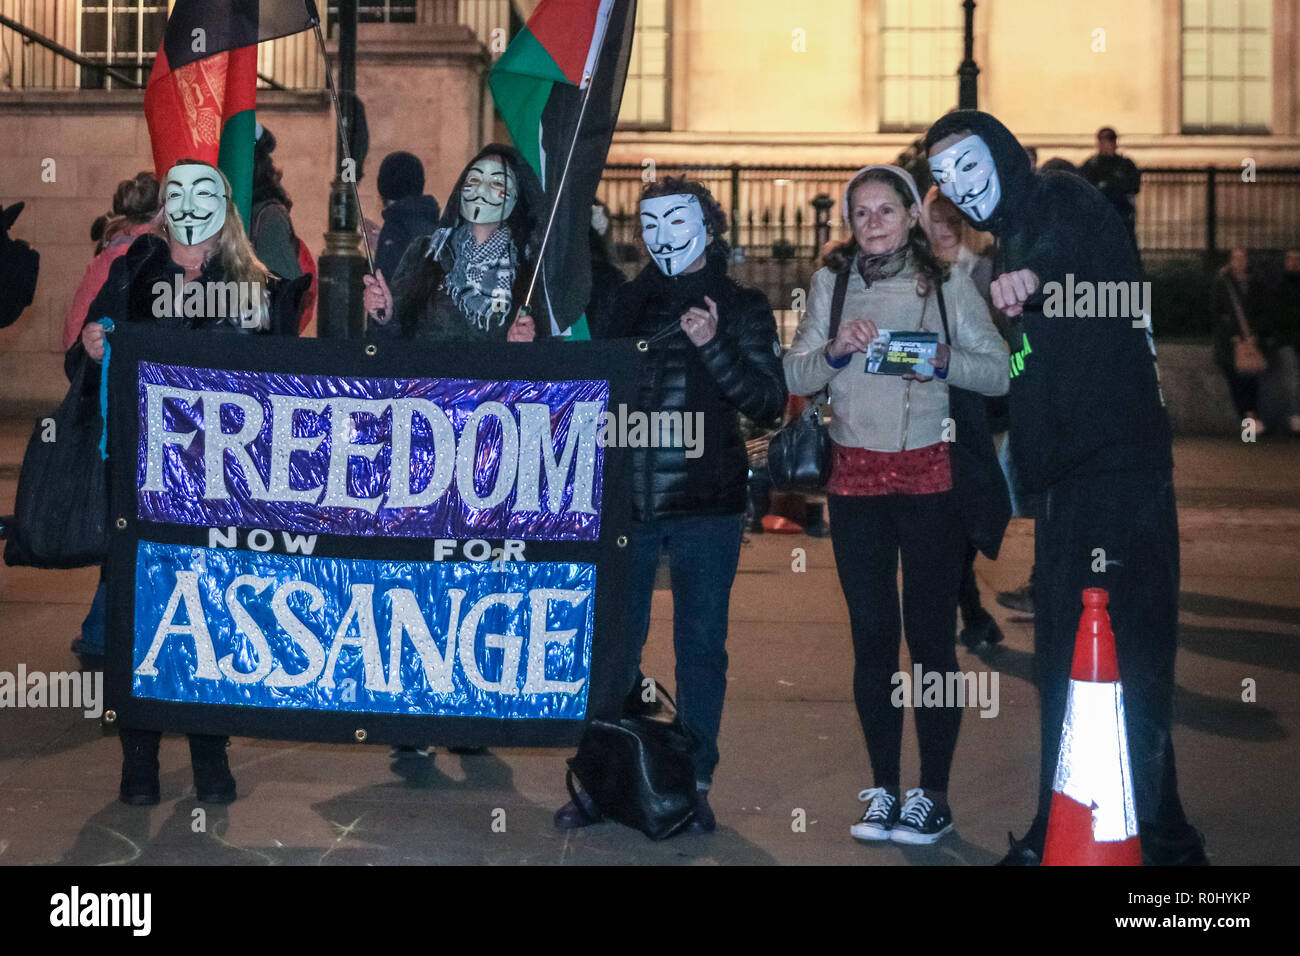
[856,244,910,288]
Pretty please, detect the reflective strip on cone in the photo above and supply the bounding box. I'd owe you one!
[1043,679,1142,866]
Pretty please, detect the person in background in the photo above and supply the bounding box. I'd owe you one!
[922,187,1007,650]
[786,166,1007,845]
[1080,127,1141,256]
[364,144,543,343]
[372,151,441,282]
[0,201,39,331]
[555,177,787,834]
[249,125,304,286]
[63,173,160,353]
[1211,248,1300,435]
[583,198,626,339]
[76,159,308,807]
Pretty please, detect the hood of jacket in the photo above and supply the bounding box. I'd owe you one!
[433,143,545,261]
[925,110,1036,238]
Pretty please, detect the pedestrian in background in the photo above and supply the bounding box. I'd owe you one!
[63,172,159,353]
[372,151,441,282]
[785,166,1008,845]
[1080,127,1142,257]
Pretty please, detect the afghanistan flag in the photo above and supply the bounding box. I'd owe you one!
[489,0,636,338]
[144,0,315,231]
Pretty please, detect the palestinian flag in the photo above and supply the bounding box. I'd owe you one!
[490,0,636,338]
[144,0,315,231]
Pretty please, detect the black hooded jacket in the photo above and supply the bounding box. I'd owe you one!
[926,111,1172,494]
[604,247,787,522]
[376,143,549,342]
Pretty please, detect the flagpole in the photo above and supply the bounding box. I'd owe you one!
[522,71,599,312]
[305,2,376,273]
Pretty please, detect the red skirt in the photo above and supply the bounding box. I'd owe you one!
[827,441,953,497]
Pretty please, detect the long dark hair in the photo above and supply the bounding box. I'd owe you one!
[824,168,948,295]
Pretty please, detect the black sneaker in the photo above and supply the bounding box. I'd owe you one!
[996,581,1035,615]
[959,611,1004,649]
[890,788,953,845]
[997,830,1042,866]
[850,787,900,841]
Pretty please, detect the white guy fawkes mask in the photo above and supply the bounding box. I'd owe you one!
[640,194,707,276]
[164,163,227,246]
[460,157,517,224]
[929,134,1002,224]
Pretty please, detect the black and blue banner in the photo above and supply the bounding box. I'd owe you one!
[104,325,639,747]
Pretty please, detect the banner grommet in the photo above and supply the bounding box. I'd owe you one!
[636,340,648,353]
[616,535,628,548]
[103,710,117,724]
[364,344,378,357]
[114,517,127,530]
[354,728,368,742]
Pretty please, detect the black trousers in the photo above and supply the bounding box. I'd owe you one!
[828,491,965,792]
[1029,469,1197,855]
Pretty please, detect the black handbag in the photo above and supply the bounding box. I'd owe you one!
[3,351,109,569]
[566,688,699,841]
[768,268,850,492]
[935,286,1012,560]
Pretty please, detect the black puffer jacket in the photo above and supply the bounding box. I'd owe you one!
[605,248,787,522]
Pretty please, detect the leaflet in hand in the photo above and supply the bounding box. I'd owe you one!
[865,330,940,376]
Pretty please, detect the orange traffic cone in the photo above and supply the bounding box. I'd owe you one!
[1042,587,1142,866]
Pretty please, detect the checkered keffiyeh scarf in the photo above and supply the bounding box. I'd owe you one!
[439,223,517,330]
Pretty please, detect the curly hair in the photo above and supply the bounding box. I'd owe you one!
[639,176,731,259]
[824,167,948,296]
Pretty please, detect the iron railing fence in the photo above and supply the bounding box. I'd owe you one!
[0,0,515,92]
[599,164,1300,269]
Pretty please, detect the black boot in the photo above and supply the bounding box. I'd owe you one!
[189,734,236,804]
[119,728,161,805]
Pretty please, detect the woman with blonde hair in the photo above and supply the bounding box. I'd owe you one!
[784,165,1008,845]
[74,158,309,805]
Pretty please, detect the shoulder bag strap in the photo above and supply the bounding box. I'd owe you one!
[1222,277,1253,339]
[828,267,850,340]
[935,280,952,346]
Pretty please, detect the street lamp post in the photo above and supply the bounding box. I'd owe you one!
[958,0,979,110]
[316,0,367,339]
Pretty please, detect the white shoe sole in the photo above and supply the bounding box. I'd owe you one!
[890,823,954,845]
[851,824,893,841]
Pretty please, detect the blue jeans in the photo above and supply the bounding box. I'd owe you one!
[623,513,746,789]
[80,579,107,654]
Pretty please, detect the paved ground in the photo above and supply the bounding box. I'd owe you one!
[1,413,1297,865]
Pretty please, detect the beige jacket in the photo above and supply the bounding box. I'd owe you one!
[784,262,1009,452]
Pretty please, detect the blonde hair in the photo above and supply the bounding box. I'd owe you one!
[154,159,272,328]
